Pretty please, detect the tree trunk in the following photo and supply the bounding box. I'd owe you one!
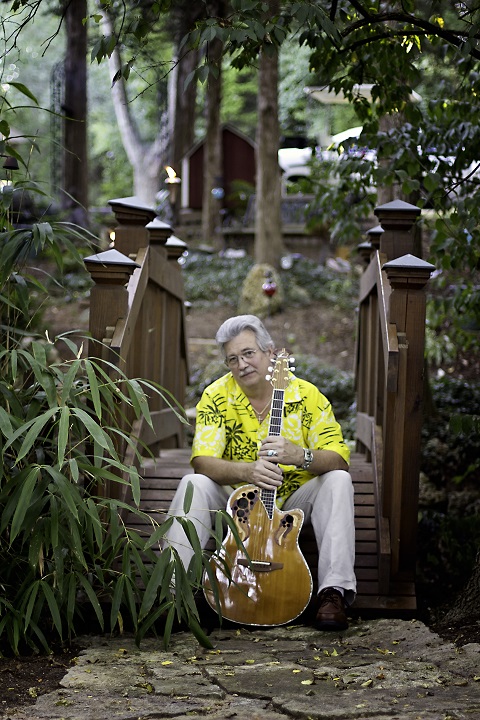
[442,549,480,625]
[168,48,198,175]
[62,0,89,226]
[99,6,165,207]
[201,37,223,250]
[254,32,284,266]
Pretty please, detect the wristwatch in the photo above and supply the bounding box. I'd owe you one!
[301,448,314,470]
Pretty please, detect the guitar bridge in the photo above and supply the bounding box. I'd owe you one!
[237,559,284,573]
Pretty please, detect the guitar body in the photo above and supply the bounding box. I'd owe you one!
[203,484,313,626]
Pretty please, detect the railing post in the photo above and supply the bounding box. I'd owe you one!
[382,253,435,582]
[109,196,157,258]
[83,249,140,499]
[84,249,140,360]
[374,200,421,262]
[166,233,188,262]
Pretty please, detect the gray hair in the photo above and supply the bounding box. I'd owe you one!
[215,315,275,354]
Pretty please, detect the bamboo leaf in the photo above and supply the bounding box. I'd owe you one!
[50,496,59,547]
[57,406,70,466]
[10,466,41,542]
[139,550,171,620]
[60,359,81,405]
[9,408,57,463]
[24,581,40,632]
[40,582,63,639]
[66,573,76,629]
[0,406,13,437]
[187,614,214,649]
[85,498,104,550]
[85,360,102,420]
[144,516,174,551]
[124,577,138,628]
[70,407,113,451]
[44,468,80,522]
[183,480,194,514]
[76,573,104,630]
[130,465,141,507]
[11,348,18,383]
[110,575,125,632]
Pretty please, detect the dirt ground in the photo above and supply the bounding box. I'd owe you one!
[185,300,358,375]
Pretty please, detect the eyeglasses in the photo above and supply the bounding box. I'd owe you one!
[224,349,258,368]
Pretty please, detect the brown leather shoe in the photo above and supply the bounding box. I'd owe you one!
[314,587,349,631]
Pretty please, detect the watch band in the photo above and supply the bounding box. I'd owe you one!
[301,448,314,470]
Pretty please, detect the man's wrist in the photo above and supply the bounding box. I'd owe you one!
[300,448,314,470]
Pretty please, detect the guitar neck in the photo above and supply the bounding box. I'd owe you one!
[261,388,284,519]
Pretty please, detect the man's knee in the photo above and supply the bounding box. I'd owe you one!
[318,469,354,501]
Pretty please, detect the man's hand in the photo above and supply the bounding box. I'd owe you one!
[247,458,283,490]
[259,436,303,467]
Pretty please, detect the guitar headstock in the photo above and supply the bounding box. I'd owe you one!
[266,348,295,390]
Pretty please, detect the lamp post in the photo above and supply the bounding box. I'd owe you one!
[164,166,181,228]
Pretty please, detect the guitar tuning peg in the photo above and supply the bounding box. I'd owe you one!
[265,374,272,381]
[268,365,274,372]
[289,356,295,364]
[290,365,296,372]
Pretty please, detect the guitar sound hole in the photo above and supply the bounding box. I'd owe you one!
[236,497,249,509]
[283,514,294,527]
[246,491,257,502]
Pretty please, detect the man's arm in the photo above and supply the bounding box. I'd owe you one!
[259,437,349,474]
[192,454,283,490]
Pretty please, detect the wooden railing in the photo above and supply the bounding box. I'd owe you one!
[355,199,435,594]
[83,194,435,601]
[84,196,189,505]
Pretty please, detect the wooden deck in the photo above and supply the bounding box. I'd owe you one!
[125,449,416,613]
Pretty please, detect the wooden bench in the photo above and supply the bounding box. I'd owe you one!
[125,448,416,613]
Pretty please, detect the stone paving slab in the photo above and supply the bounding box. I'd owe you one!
[4,618,480,720]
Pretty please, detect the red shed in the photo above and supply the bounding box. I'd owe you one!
[180,124,256,211]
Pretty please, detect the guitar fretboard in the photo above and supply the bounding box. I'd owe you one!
[261,388,284,519]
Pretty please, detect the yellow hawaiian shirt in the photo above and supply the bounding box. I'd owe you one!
[191,372,350,506]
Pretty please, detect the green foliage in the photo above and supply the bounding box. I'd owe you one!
[422,377,480,489]
[0,182,220,655]
[291,356,355,440]
[182,251,358,311]
[182,251,254,306]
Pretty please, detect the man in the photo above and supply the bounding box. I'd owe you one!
[164,314,356,630]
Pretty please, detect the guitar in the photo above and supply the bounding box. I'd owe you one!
[203,350,313,626]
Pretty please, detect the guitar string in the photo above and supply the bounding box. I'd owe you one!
[255,388,283,559]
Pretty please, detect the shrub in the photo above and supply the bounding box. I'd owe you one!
[0,187,217,654]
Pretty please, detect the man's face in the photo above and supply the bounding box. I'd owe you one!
[224,329,273,393]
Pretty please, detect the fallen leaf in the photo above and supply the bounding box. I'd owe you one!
[301,679,314,685]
